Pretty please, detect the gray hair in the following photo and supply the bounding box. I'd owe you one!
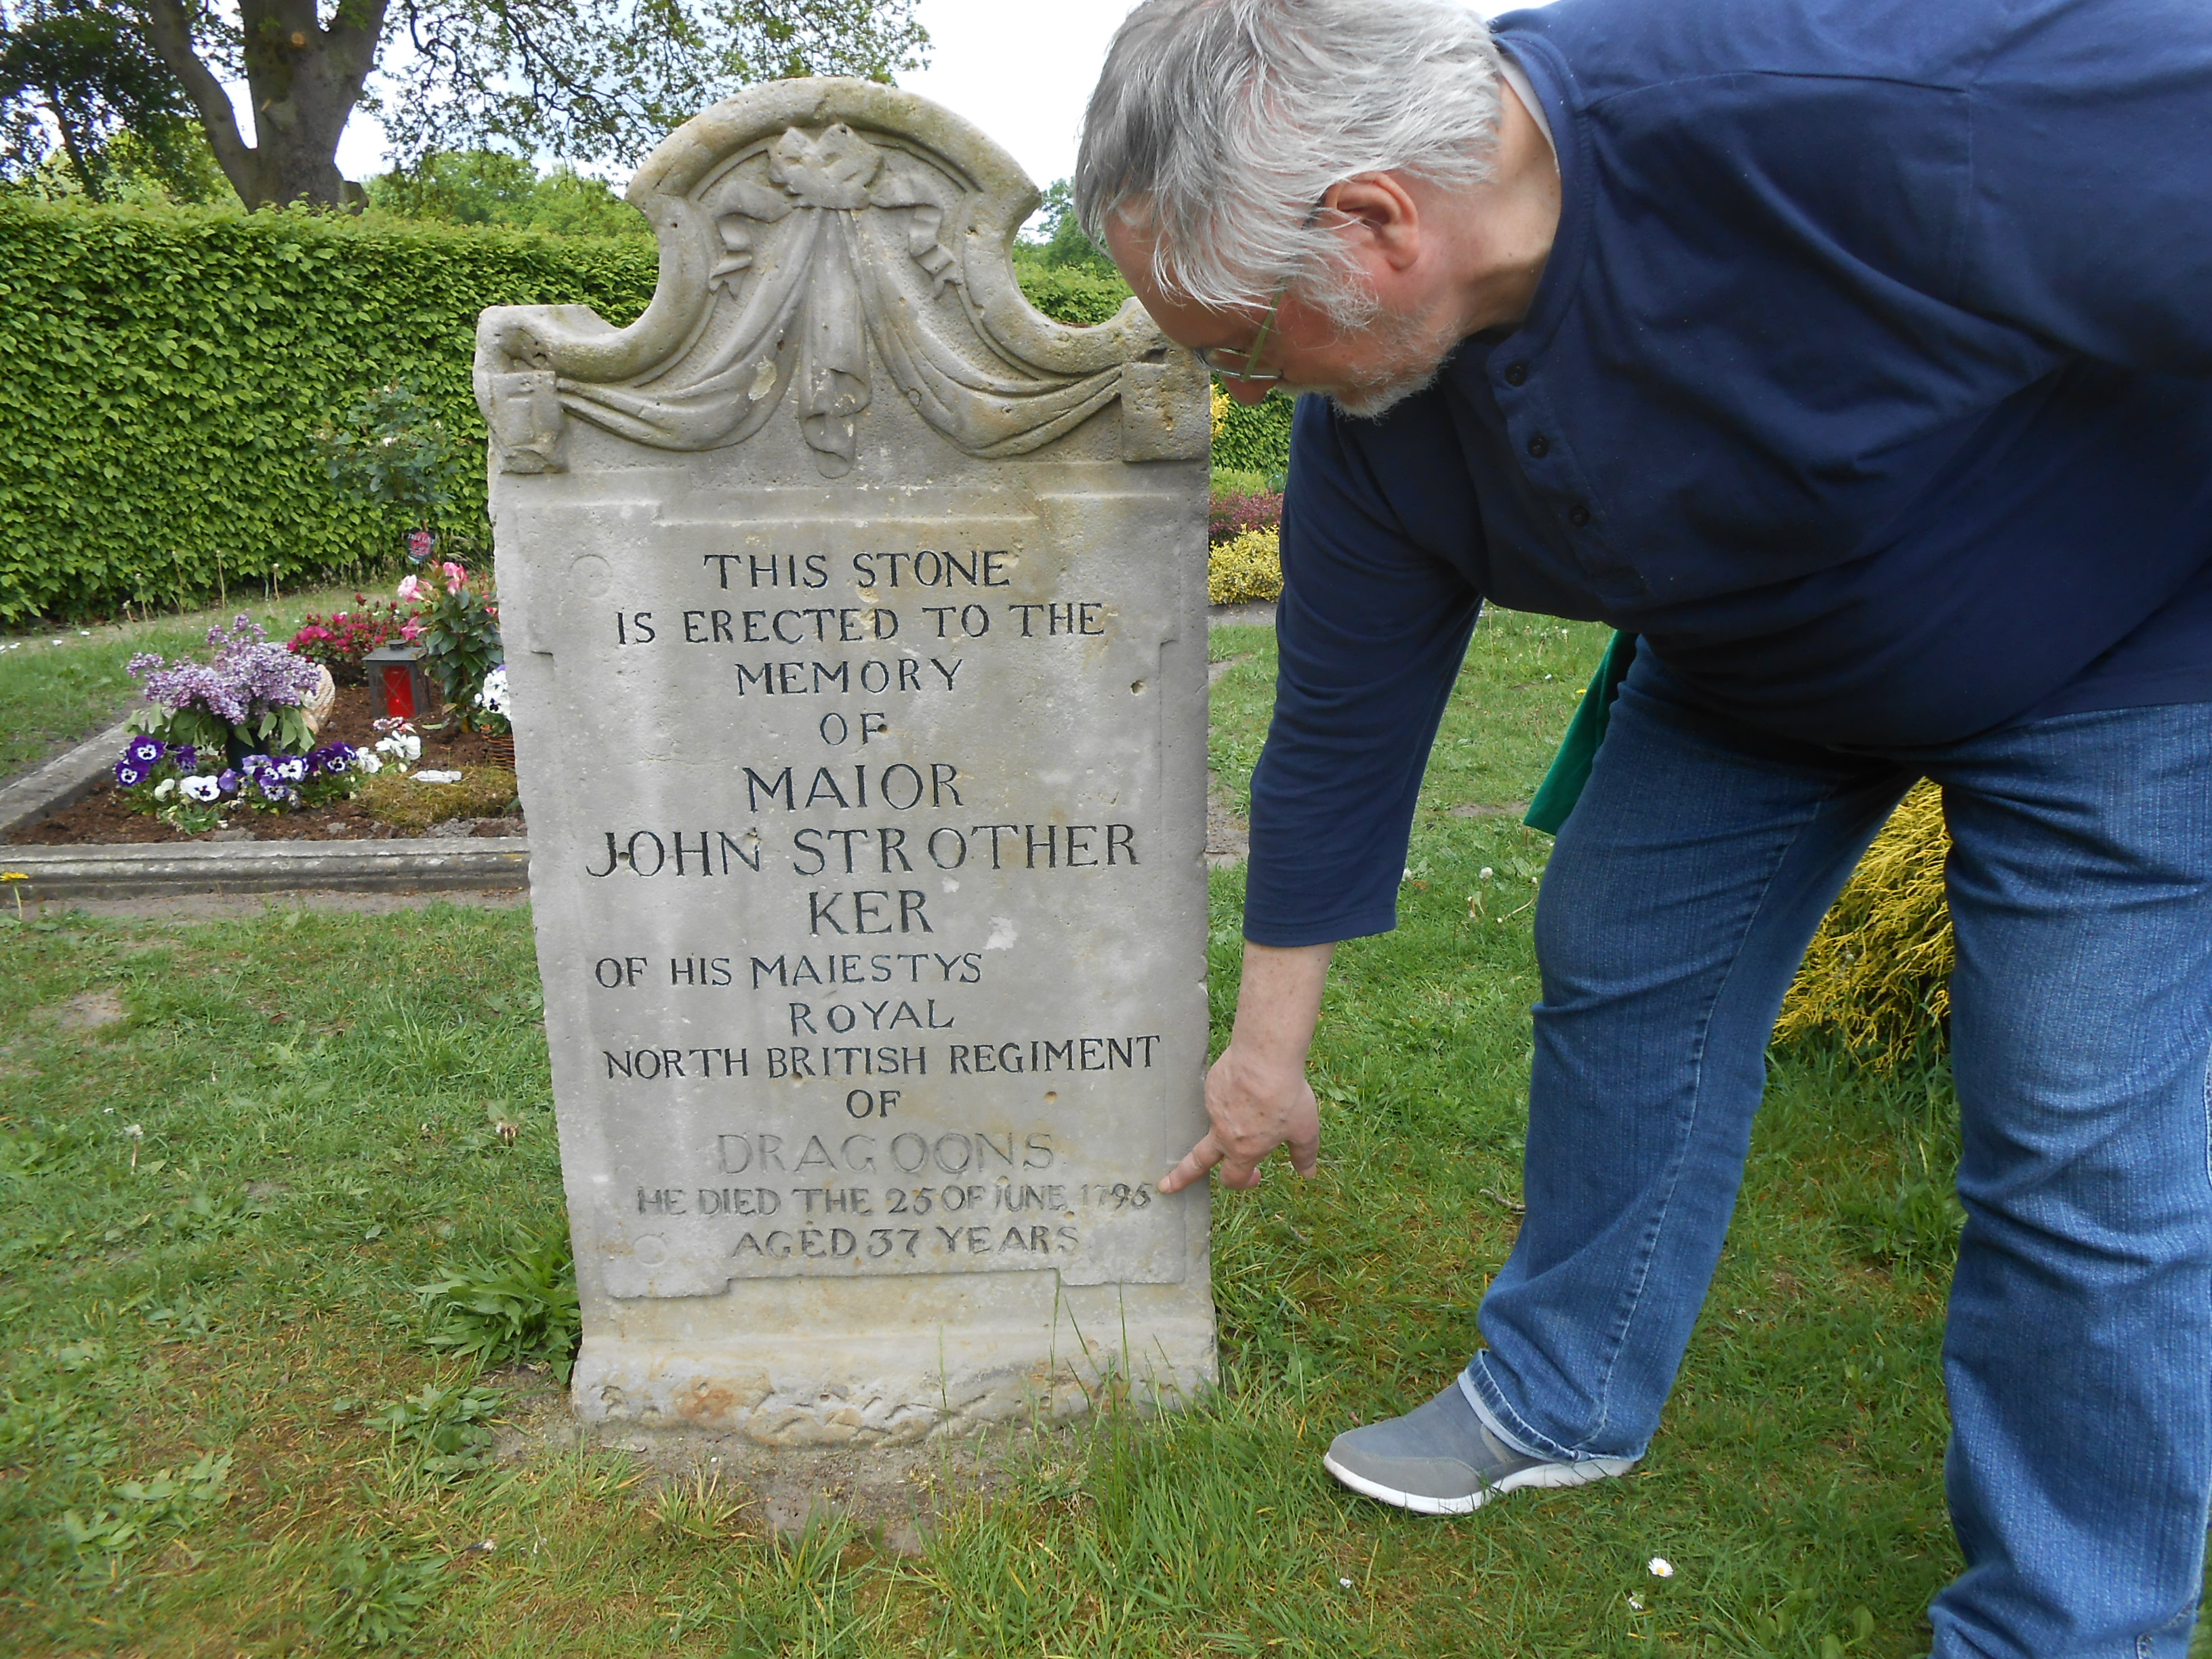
[1075,0,1505,327]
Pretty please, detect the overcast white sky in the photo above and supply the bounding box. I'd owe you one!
[328,0,1539,192]
[329,0,1138,189]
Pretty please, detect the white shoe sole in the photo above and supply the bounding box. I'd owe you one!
[1322,1450,1635,1516]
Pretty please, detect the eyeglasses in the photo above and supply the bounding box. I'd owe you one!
[1195,284,1290,384]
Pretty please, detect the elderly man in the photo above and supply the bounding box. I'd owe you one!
[1075,0,2212,1652]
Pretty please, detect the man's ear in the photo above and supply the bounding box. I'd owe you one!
[1320,173,1423,272]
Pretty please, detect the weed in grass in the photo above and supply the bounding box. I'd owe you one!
[726,1518,892,1659]
[415,1226,582,1381]
[321,1535,451,1650]
[650,1466,747,1541]
[365,1382,506,1480]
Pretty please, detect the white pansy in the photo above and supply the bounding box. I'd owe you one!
[182,776,222,802]
[356,751,384,775]
[277,757,307,782]
[476,665,510,714]
[153,777,178,800]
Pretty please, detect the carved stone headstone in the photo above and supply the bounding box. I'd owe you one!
[475,79,1214,1444]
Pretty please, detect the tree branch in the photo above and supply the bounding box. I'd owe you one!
[138,0,258,197]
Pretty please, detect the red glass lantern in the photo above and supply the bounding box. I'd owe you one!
[363,645,432,722]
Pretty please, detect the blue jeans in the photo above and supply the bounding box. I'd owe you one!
[1464,649,2212,1658]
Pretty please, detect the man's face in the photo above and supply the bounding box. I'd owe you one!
[1105,219,1462,420]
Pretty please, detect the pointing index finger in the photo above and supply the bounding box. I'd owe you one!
[1159,1132,1225,1194]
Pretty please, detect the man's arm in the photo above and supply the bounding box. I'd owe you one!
[1161,940,1333,1192]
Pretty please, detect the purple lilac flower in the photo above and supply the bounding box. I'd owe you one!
[126,736,165,766]
[129,616,319,726]
[115,760,145,787]
[216,770,241,795]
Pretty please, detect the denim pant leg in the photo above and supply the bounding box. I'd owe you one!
[1925,705,2212,1659]
[1468,659,1914,1460]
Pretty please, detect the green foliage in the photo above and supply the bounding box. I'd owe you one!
[0,0,201,203]
[1018,178,1120,277]
[415,1227,582,1382]
[0,197,658,623]
[406,562,503,710]
[321,1535,449,1648]
[57,1448,231,1563]
[1212,388,1296,476]
[366,151,649,238]
[365,1381,505,1479]
[316,382,475,541]
[1009,252,1135,329]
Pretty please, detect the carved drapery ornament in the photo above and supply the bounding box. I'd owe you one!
[474,81,1208,476]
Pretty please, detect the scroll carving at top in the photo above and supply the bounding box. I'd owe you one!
[474,80,1209,476]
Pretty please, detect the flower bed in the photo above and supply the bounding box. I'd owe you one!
[7,684,524,845]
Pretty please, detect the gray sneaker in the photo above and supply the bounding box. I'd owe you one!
[1323,1380,1635,1515]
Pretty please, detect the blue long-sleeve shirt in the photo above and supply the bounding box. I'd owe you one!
[1246,0,2212,947]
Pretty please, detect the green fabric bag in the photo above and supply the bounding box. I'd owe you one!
[1523,630,1637,834]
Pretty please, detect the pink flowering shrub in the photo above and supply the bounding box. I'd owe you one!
[1209,490,1284,546]
[287,594,417,684]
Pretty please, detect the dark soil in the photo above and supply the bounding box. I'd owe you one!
[8,684,527,846]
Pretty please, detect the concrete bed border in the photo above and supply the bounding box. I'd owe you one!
[1,838,530,901]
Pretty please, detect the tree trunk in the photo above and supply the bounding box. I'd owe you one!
[45,85,108,201]
[138,0,387,207]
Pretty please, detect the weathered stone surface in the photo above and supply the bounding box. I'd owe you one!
[476,78,1214,1442]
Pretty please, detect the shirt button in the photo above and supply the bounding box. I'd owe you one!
[1526,433,1550,458]
[1504,363,1529,386]
[1568,504,1591,528]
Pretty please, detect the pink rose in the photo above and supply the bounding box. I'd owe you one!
[400,619,424,641]
[396,575,424,602]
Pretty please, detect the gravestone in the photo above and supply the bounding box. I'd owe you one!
[474,79,1214,1444]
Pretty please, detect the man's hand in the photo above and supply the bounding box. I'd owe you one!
[1162,941,1333,1193]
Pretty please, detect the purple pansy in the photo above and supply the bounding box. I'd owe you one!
[115,760,145,787]
[256,779,295,804]
[216,770,241,795]
[126,736,165,766]
[169,744,199,773]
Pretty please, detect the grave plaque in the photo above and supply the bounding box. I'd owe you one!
[475,79,1214,1443]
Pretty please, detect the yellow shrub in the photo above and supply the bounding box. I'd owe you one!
[1208,527,1283,605]
[1776,780,1953,1065]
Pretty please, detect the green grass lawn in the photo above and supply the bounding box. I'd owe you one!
[0,611,2022,1656]
[0,587,373,780]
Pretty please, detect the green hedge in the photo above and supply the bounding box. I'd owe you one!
[0,199,660,623]
[1213,394,1294,476]
[0,201,1295,623]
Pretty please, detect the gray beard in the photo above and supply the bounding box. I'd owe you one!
[1271,300,1464,421]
